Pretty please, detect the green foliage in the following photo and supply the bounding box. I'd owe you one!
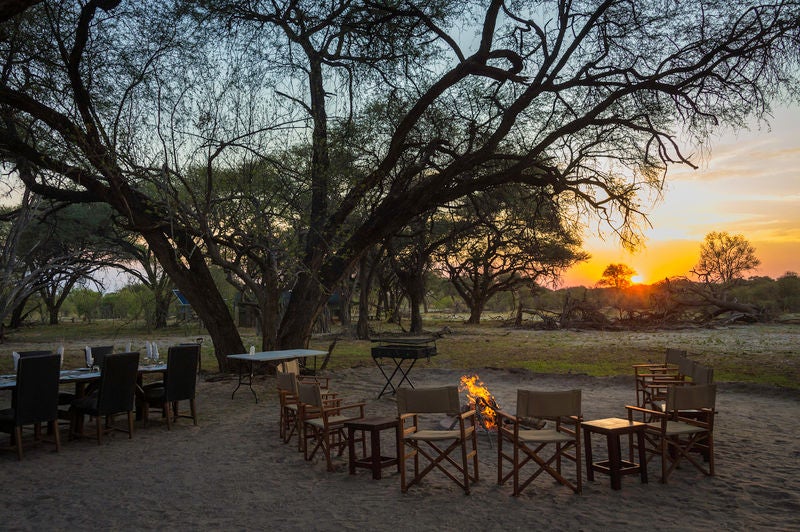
[67,288,103,322]
[776,272,800,312]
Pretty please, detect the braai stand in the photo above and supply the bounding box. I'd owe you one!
[370,337,437,399]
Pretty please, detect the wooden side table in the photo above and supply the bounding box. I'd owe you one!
[345,416,400,480]
[582,417,648,490]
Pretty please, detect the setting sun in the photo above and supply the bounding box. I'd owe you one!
[630,274,645,285]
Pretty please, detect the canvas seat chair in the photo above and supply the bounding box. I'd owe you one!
[396,386,479,494]
[626,384,716,482]
[278,359,331,389]
[497,389,582,495]
[276,371,301,446]
[298,382,364,471]
[634,348,686,409]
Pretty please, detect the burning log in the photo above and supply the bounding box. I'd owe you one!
[459,374,501,431]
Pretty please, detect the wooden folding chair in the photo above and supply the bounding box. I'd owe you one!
[396,386,479,494]
[497,389,582,495]
[298,382,364,471]
[626,384,716,482]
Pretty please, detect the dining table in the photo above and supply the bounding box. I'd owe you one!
[0,364,168,418]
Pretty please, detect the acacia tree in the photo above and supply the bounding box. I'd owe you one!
[692,231,761,288]
[597,263,637,290]
[0,188,77,334]
[1,1,799,358]
[436,186,587,323]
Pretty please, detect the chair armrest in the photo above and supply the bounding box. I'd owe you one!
[298,375,331,389]
[458,408,476,420]
[625,404,664,418]
[324,402,365,417]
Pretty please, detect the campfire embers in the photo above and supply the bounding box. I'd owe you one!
[459,374,501,431]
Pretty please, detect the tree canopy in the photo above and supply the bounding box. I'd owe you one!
[1,1,798,363]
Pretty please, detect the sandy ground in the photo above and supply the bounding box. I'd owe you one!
[1,366,799,531]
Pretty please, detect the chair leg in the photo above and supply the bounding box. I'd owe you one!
[52,420,61,452]
[96,417,102,445]
[165,402,172,430]
[127,411,134,438]
[190,398,197,426]
[15,426,23,460]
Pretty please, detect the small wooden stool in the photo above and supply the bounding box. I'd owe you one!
[345,416,400,480]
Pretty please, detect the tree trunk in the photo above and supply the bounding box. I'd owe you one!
[406,277,425,334]
[144,230,244,370]
[277,271,326,348]
[48,304,59,325]
[153,290,171,329]
[467,297,484,324]
[356,253,375,339]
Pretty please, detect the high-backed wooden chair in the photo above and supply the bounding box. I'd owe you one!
[70,352,140,444]
[497,389,582,495]
[0,354,62,460]
[396,386,479,494]
[141,344,200,429]
[298,382,364,471]
[626,384,716,482]
[85,345,114,368]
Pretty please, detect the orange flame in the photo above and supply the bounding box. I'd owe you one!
[459,374,500,430]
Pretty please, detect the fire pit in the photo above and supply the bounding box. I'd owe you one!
[458,374,502,445]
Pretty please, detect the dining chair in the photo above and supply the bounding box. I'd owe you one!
[85,345,114,368]
[0,353,62,460]
[69,351,140,444]
[141,344,200,429]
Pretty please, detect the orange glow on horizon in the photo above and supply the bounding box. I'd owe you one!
[561,240,702,288]
[560,237,800,288]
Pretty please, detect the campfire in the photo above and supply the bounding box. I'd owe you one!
[459,374,501,431]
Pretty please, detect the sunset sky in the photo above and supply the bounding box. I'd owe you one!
[561,103,800,288]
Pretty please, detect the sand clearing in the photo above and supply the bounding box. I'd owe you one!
[2,367,799,530]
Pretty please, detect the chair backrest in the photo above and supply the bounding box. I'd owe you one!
[89,345,115,368]
[516,389,581,419]
[279,359,300,374]
[276,371,298,395]
[14,350,54,371]
[691,363,714,384]
[396,386,461,415]
[665,348,687,366]
[667,383,716,412]
[164,344,200,402]
[678,356,696,377]
[17,350,53,357]
[97,352,140,416]
[15,354,61,426]
[297,382,323,409]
